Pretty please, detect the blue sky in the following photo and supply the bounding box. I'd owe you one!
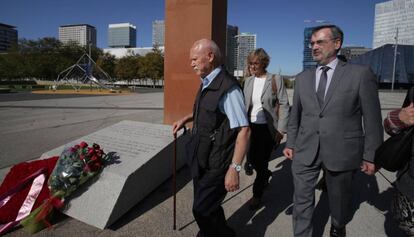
[1,0,386,75]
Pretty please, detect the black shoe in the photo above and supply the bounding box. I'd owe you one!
[244,162,253,176]
[330,225,346,237]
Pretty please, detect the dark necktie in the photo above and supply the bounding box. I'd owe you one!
[317,66,330,107]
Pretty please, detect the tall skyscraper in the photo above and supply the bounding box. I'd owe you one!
[108,23,136,48]
[59,24,97,47]
[303,26,317,70]
[0,23,18,52]
[152,20,164,47]
[235,33,256,75]
[373,0,414,48]
[226,25,239,75]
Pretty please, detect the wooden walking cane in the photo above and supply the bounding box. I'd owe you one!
[173,133,177,230]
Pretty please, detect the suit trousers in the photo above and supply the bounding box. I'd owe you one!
[192,169,236,237]
[291,151,355,237]
[247,123,274,198]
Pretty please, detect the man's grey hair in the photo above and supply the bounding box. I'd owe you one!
[311,25,344,50]
[193,39,222,65]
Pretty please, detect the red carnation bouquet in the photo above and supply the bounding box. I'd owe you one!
[20,141,116,234]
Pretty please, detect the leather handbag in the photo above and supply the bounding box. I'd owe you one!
[391,190,414,236]
[374,126,414,172]
[374,87,414,172]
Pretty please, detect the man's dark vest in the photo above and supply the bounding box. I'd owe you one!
[190,70,241,174]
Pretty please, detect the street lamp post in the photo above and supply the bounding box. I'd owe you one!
[391,27,398,91]
[88,35,92,91]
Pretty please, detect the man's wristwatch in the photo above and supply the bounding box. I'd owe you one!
[230,162,242,172]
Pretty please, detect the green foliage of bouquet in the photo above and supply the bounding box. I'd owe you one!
[21,141,116,234]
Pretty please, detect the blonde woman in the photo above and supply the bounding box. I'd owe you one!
[243,48,290,209]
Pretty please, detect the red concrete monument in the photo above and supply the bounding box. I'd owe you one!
[164,0,227,125]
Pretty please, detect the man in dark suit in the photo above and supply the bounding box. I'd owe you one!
[283,25,383,237]
[173,39,250,237]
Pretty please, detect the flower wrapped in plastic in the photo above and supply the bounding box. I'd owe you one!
[20,141,116,233]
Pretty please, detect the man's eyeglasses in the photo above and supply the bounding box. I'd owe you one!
[308,38,338,49]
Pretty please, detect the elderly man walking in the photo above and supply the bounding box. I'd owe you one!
[173,39,250,237]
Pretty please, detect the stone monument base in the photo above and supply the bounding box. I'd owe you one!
[40,120,188,229]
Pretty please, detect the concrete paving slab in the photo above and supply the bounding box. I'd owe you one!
[0,93,163,168]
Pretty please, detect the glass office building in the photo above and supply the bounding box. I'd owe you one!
[0,23,17,52]
[108,23,136,48]
[303,26,317,70]
[351,44,414,87]
[373,0,414,48]
[339,47,371,61]
[226,25,239,75]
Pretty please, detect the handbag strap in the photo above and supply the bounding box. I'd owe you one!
[271,74,277,94]
[389,125,414,184]
[271,74,280,117]
[378,165,410,189]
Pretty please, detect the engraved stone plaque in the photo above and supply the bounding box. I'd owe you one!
[40,120,188,229]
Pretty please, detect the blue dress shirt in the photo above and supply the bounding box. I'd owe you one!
[201,67,249,129]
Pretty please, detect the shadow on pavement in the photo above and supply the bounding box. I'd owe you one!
[349,171,405,237]
[312,170,406,237]
[227,156,294,237]
[227,140,406,237]
[109,166,192,230]
[106,139,405,236]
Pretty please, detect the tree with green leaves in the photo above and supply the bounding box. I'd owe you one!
[0,37,104,81]
[115,55,141,82]
[0,37,165,87]
[96,53,116,78]
[138,46,164,87]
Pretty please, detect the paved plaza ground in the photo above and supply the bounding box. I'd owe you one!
[0,89,409,236]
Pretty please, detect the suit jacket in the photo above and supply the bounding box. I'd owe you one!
[244,73,290,137]
[286,60,384,171]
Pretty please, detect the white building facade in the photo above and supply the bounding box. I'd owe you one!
[103,46,164,59]
[373,0,414,48]
[235,33,256,76]
[152,20,165,47]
